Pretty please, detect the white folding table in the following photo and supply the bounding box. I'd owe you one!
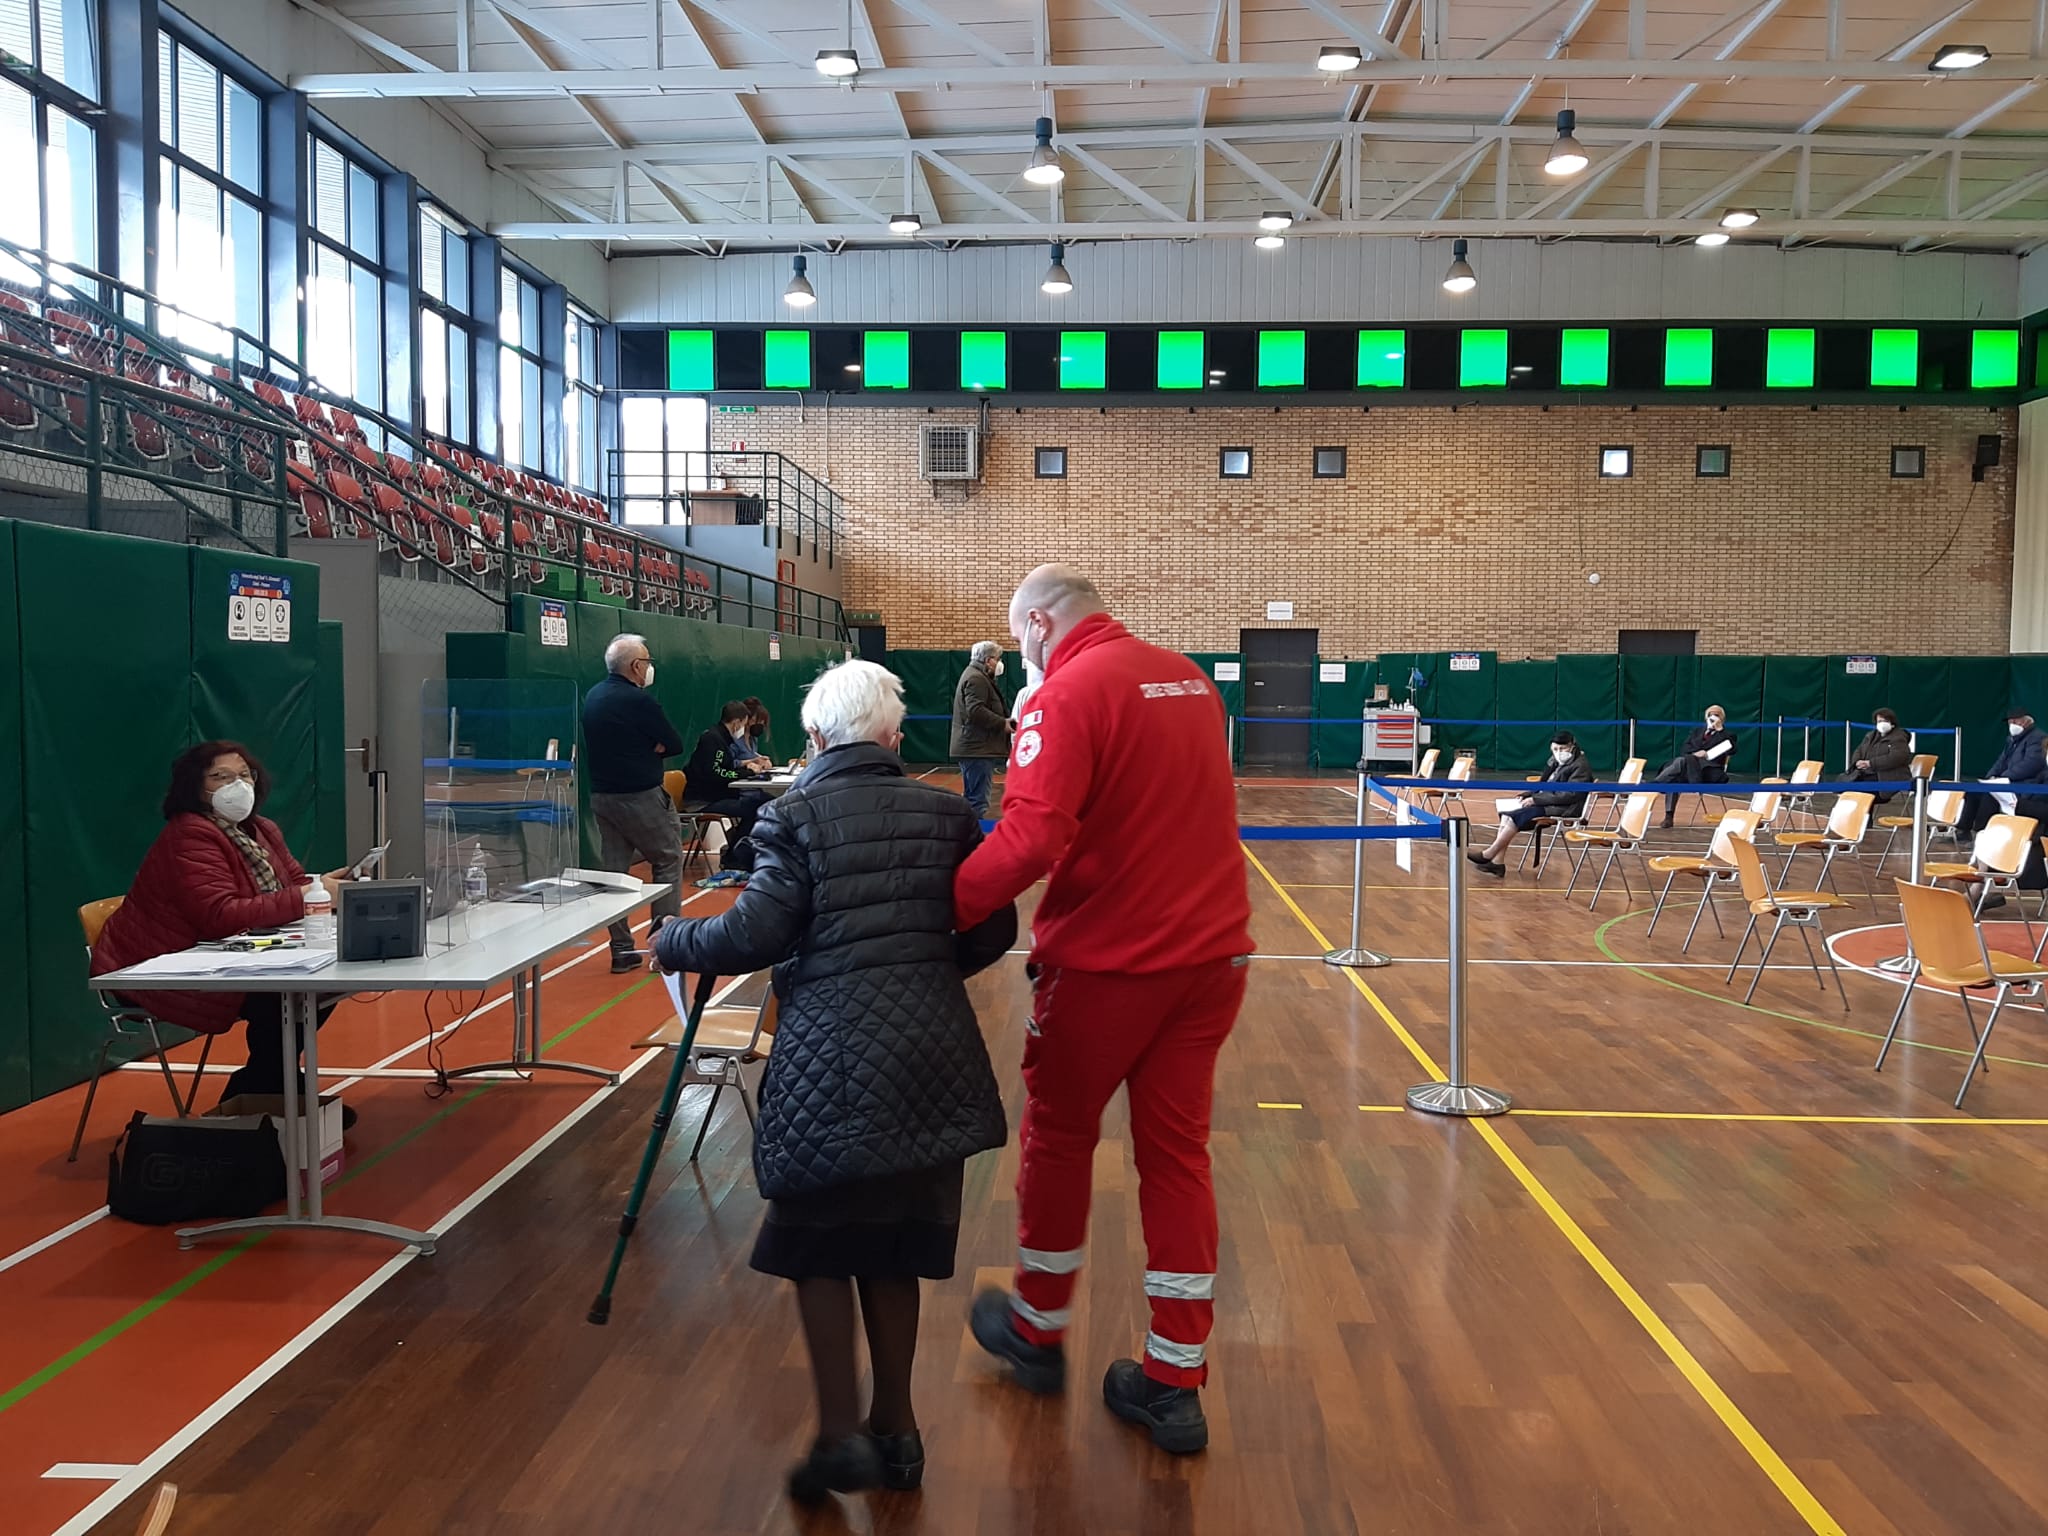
[91,883,669,1254]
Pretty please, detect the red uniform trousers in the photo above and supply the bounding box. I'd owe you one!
[1010,955,1247,1389]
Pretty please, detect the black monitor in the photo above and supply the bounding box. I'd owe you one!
[337,879,427,962]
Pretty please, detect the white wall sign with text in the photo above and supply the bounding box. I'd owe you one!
[538,599,569,647]
[1448,653,1481,672]
[1213,661,1242,682]
[227,571,291,643]
[1845,656,1878,675]
[769,634,782,661]
[1319,663,1347,683]
[1264,601,1295,622]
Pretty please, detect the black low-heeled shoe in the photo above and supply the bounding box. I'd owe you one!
[787,1435,884,1505]
[867,1428,925,1491]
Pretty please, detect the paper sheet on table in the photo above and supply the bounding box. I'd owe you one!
[663,969,687,1022]
[117,948,336,979]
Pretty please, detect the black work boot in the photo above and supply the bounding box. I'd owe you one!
[1102,1359,1208,1455]
[968,1288,1067,1394]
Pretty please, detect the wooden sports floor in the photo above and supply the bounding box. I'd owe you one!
[5,776,2045,1534]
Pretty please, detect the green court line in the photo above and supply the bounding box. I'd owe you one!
[1591,911,2048,1074]
[0,974,655,1418]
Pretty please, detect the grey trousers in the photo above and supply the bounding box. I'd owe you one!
[591,787,683,953]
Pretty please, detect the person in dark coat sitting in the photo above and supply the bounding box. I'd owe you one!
[654,659,1016,1506]
[1839,706,1914,802]
[682,699,769,840]
[1955,709,2048,840]
[1655,704,1735,826]
[1467,730,1596,877]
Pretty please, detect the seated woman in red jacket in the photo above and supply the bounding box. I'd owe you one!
[91,740,354,1121]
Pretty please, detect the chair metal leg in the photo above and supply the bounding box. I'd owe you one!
[1682,880,1722,953]
[143,1020,185,1118]
[1823,927,1850,1011]
[1876,824,1899,875]
[1875,965,1920,1070]
[1562,841,1589,901]
[1725,916,1759,983]
[737,1071,758,1128]
[1646,870,1681,937]
[1955,987,2010,1108]
[184,1034,216,1116]
[1819,847,1846,905]
[685,1082,725,1162]
[1780,845,1802,890]
[1743,915,1789,1004]
[1587,845,1619,910]
[66,1036,117,1163]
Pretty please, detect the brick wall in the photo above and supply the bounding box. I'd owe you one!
[719,404,2017,657]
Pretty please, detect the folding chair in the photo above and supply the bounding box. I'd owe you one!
[1923,814,2039,940]
[1874,755,1941,872]
[1600,758,1647,828]
[1645,808,1762,948]
[1723,834,1851,1009]
[1779,759,1825,830]
[1562,790,1657,909]
[1877,879,2048,1108]
[1428,753,1474,819]
[668,769,733,869]
[1774,791,1874,902]
[70,898,215,1162]
[632,990,778,1161]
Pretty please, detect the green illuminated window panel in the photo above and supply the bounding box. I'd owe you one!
[1356,330,1405,388]
[1459,329,1508,387]
[1664,328,1713,387]
[1871,328,1919,387]
[763,330,812,389]
[1971,329,2020,389]
[1765,328,1815,389]
[1058,331,1107,390]
[1257,329,1306,387]
[1158,330,1205,390]
[667,329,714,391]
[960,330,1007,391]
[1560,329,1610,388]
[863,330,910,389]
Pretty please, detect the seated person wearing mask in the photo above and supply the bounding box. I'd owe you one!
[738,696,776,772]
[1955,709,2048,841]
[1466,731,1595,878]
[1654,705,1734,827]
[90,741,356,1127]
[1841,707,1913,801]
[685,700,770,839]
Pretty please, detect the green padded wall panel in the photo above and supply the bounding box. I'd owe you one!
[1620,655,1681,766]
[1493,660,1558,772]
[1419,651,1496,766]
[1761,656,1827,775]
[1945,655,2009,778]
[1823,656,1892,774]
[0,526,26,1110]
[1311,659,1374,769]
[1555,655,1620,770]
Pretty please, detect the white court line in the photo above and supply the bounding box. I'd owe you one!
[50,969,755,1536]
[0,1209,113,1278]
[41,1465,135,1482]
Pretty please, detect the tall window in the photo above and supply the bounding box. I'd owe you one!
[618,396,707,524]
[498,265,543,471]
[307,133,387,412]
[156,33,263,355]
[418,202,473,443]
[0,0,99,285]
[565,304,599,490]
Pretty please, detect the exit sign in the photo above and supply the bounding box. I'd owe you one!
[844,610,882,625]
[716,404,758,413]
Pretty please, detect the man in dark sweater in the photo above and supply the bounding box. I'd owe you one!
[950,641,1011,818]
[684,700,768,843]
[582,633,686,971]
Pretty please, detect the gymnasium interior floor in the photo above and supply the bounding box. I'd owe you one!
[5,774,2043,1534]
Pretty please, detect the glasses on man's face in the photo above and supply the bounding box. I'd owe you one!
[205,768,255,787]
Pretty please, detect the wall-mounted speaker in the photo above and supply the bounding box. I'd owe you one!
[1973,433,2003,482]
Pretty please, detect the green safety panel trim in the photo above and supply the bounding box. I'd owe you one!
[1691,657,1765,776]
[1620,654,1682,767]
[1555,654,1620,771]
[1415,651,1495,766]
[21,525,195,1098]
[1822,656,1892,774]
[0,526,25,1110]
[1493,660,1558,773]
[1761,656,1828,774]
[1311,659,1375,768]
[1941,655,2006,777]
[313,621,347,875]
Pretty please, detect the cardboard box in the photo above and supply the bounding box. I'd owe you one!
[212,1093,345,1187]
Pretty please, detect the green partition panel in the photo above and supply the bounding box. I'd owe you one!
[889,649,974,764]
[1311,659,1372,768]
[1821,656,1892,772]
[1422,651,1496,765]
[1886,656,1951,747]
[20,525,194,1097]
[1761,656,1827,776]
[313,620,347,874]
[1690,657,1765,775]
[1946,655,2009,777]
[0,526,26,1110]
[1187,654,1243,761]
[190,547,321,853]
[1620,655,1681,766]
[1555,654,1620,770]
[1493,660,1558,772]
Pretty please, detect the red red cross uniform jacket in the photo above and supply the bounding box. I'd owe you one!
[956,612,1253,1387]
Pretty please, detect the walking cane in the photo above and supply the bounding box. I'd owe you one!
[589,969,720,1325]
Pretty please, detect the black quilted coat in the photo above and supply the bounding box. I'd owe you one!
[652,741,1016,1200]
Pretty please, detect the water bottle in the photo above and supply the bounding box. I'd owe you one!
[303,875,335,944]
[463,843,490,906]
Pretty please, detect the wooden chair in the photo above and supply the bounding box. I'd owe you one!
[1599,757,1647,828]
[1779,759,1825,830]
[1873,754,1941,872]
[1561,791,1658,909]
[1747,780,1789,835]
[1429,752,1475,818]
[1723,834,1851,1009]
[1878,879,2048,1108]
[632,990,778,1160]
[70,898,214,1162]
[667,767,735,869]
[1645,808,1763,950]
[1774,791,1874,902]
[1923,814,2039,938]
[1405,748,1439,810]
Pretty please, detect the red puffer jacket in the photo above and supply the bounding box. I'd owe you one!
[90,814,309,1033]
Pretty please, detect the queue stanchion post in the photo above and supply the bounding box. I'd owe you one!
[1407,812,1511,1118]
[1775,715,1784,777]
[1627,717,1637,764]
[1325,761,1391,970]
[1878,763,1931,974]
[1802,721,1812,765]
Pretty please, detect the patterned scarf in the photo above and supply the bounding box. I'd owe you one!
[216,817,283,894]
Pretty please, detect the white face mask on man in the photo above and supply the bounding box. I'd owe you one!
[211,779,256,824]
[1706,716,1724,730]
[2012,721,2027,738]
[1875,720,1894,735]
[1552,747,1573,765]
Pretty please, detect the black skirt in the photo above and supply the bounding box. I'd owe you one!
[750,1161,965,1281]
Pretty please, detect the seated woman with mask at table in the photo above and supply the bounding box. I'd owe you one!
[90,740,356,1126]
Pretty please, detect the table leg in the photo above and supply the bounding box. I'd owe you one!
[301,991,322,1222]
[443,961,618,1087]
[280,996,302,1221]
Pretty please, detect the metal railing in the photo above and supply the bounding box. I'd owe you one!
[605,448,840,564]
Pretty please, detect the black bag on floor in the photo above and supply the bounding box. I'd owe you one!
[106,1110,287,1225]
[720,834,758,873]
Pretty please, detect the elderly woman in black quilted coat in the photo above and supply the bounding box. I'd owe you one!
[653,658,1016,1506]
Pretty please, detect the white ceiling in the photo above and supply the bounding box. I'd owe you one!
[290,0,2048,255]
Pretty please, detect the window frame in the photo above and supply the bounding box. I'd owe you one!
[1598,445,1634,479]
[1890,445,1926,480]
[1695,444,1731,478]
[565,301,601,490]
[1313,445,1347,479]
[1219,446,1253,479]
[416,199,477,445]
[305,126,395,417]
[498,260,547,472]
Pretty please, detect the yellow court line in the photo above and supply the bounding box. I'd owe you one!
[1256,1101,1305,1110]
[1242,843,1848,1536]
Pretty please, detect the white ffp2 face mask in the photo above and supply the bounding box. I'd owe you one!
[1552,748,1572,765]
[2012,722,2026,737]
[641,662,656,689]
[211,779,256,823]
[1875,720,1894,735]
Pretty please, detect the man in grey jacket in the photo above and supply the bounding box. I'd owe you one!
[950,641,1011,818]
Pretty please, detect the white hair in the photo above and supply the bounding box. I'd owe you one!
[605,633,649,674]
[802,659,908,748]
[970,640,1004,665]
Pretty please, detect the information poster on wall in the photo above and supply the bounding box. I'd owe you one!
[1265,601,1295,622]
[1319,663,1347,683]
[769,634,782,661]
[1448,653,1481,672]
[1213,661,1241,682]
[1845,656,1877,675]
[227,571,291,644]
[538,599,569,647]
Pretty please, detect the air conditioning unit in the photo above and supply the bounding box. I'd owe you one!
[919,424,980,481]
